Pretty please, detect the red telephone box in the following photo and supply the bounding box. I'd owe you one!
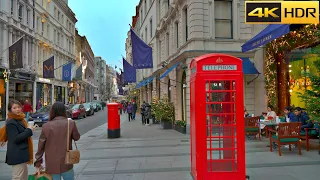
[190,54,246,180]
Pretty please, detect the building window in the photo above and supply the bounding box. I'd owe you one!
[57,32,60,45]
[214,0,233,39]
[47,24,50,38]
[18,4,23,22]
[144,0,147,16]
[145,27,148,42]
[54,29,56,44]
[183,8,188,42]
[168,0,170,8]
[175,22,179,48]
[166,33,169,57]
[37,17,40,32]
[62,15,64,24]
[69,23,71,31]
[11,0,14,15]
[58,11,60,21]
[27,9,30,25]
[150,18,153,38]
[41,21,44,35]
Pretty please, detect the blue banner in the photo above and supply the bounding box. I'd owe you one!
[62,62,72,81]
[43,56,54,78]
[130,29,153,69]
[123,58,136,83]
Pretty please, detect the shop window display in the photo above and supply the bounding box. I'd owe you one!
[9,81,33,107]
[288,45,320,108]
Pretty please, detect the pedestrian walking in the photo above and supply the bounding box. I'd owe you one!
[127,102,133,122]
[34,102,80,180]
[132,101,137,120]
[144,103,152,125]
[0,100,37,180]
[123,102,127,114]
[23,99,33,122]
[140,101,146,124]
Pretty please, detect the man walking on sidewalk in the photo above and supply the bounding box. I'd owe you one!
[140,101,146,124]
[132,101,137,120]
[127,102,133,122]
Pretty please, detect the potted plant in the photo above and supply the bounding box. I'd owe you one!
[153,95,175,129]
[174,120,187,134]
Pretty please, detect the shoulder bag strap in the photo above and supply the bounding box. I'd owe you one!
[67,119,78,150]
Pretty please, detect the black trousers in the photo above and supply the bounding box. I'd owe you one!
[145,118,149,124]
[128,113,132,121]
[142,114,145,124]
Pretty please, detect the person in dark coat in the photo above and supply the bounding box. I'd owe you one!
[0,100,37,180]
[140,101,146,124]
[144,103,152,125]
[292,107,313,130]
[126,102,133,122]
[132,101,137,120]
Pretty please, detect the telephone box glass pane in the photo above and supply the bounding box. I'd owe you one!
[205,80,238,172]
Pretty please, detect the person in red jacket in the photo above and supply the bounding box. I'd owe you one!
[23,100,33,122]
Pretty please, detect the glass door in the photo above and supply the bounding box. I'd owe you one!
[205,79,237,173]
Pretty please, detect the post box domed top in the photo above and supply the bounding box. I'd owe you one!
[190,53,243,74]
[107,103,119,107]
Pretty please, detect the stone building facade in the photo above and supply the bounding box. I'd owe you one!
[128,0,267,133]
[94,56,107,101]
[75,29,95,103]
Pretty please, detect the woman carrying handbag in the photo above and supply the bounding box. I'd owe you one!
[34,102,80,180]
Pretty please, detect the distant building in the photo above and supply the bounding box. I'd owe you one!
[94,57,107,101]
[75,29,96,103]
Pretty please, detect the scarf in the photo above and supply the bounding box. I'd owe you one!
[0,112,34,165]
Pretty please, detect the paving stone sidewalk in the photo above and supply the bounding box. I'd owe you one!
[1,114,320,180]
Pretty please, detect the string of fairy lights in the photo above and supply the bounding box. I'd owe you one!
[265,23,320,108]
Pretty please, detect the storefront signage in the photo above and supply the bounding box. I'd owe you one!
[38,77,51,83]
[10,71,35,81]
[203,65,237,71]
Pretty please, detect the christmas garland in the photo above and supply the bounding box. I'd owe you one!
[265,24,320,108]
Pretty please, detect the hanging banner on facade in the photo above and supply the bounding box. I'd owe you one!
[9,37,23,69]
[123,58,136,83]
[43,56,55,78]
[62,62,72,81]
[130,29,153,69]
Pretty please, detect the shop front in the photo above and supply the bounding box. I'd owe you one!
[54,85,66,104]
[9,71,35,107]
[68,82,77,104]
[36,78,52,107]
[242,23,320,112]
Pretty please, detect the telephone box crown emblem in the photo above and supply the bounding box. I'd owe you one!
[216,57,223,63]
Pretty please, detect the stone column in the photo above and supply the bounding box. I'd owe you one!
[25,37,28,68]
[35,41,39,74]
[8,27,12,46]
[33,81,37,111]
[51,84,55,104]
[2,25,9,67]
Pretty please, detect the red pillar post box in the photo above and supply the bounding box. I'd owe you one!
[190,54,246,180]
[107,103,120,138]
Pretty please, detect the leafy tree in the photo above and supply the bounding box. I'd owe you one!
[299,59,320,122]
